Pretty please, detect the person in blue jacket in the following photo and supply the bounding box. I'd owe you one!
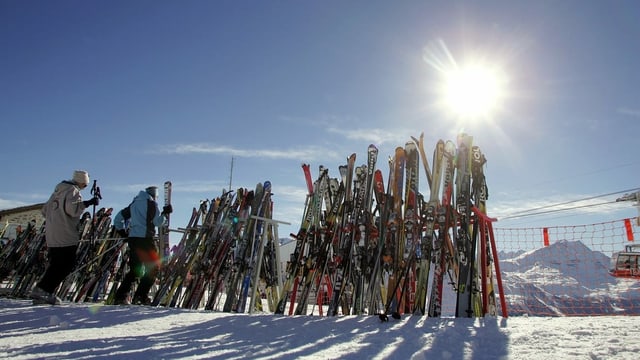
[112,186,172,305]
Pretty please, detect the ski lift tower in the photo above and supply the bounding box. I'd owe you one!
[616,191,640,226]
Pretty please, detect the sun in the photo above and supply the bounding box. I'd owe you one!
[423,39,510,123]
[441,63,506,120]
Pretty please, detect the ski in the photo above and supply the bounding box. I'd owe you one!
[382,147,405,318]
[402,140,419,314]
[428,140,455,317]
[454,134,474,317]
[159,181,172,262]
[424,140,444,317]
[327,153,356,316]
[411,132,432,188]
[275,164,315,315]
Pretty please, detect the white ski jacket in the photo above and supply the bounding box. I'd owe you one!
[42,181,88,247]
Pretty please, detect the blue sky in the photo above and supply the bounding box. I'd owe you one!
[1,0,639,245]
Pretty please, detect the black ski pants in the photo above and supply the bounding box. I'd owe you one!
[115,237,160,301]
[37,245,78,293]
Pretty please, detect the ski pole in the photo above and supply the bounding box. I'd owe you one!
[68,238,125,277]
[90,180,102,245]
[79,237,127,243]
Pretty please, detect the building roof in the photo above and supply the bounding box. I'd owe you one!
[0,203,45,218]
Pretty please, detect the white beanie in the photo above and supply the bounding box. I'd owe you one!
[72,170,90,186]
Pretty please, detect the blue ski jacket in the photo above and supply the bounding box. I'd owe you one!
[113,190,165,239]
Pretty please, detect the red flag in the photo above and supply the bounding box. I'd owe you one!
[543,228,550,247]
[624,218,634,242]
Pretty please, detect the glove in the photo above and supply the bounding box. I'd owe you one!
[116,229,129,238]
[161,204,173,215]
[83,197,99,207]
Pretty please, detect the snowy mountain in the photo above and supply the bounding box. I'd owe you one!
[499,240,640,316]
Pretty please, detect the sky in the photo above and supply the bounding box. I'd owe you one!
[1,297,639,359]
[1,0,639,246]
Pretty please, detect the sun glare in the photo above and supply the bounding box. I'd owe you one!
[442,64,505,119]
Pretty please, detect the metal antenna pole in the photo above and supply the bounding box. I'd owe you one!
[228,156,234,191]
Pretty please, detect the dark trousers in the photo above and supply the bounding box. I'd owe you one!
[115,237,160,301]
[37,245,78,293]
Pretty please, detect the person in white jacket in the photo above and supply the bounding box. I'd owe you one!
[31,170,99,305]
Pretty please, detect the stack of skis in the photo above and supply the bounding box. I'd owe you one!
[0,206,124,303]
[0,180,284,314]
[0,132,502,317]
[151,180,282,313]
[276,132,500,319]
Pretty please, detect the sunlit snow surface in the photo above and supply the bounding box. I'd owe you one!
[2,240,640,359]
[1,298,640,360]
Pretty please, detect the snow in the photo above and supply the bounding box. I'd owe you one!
[497,241,640,317]
[1,298,639,360]
[3,239,640,359]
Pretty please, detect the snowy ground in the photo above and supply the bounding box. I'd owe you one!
[1,298,639,359]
